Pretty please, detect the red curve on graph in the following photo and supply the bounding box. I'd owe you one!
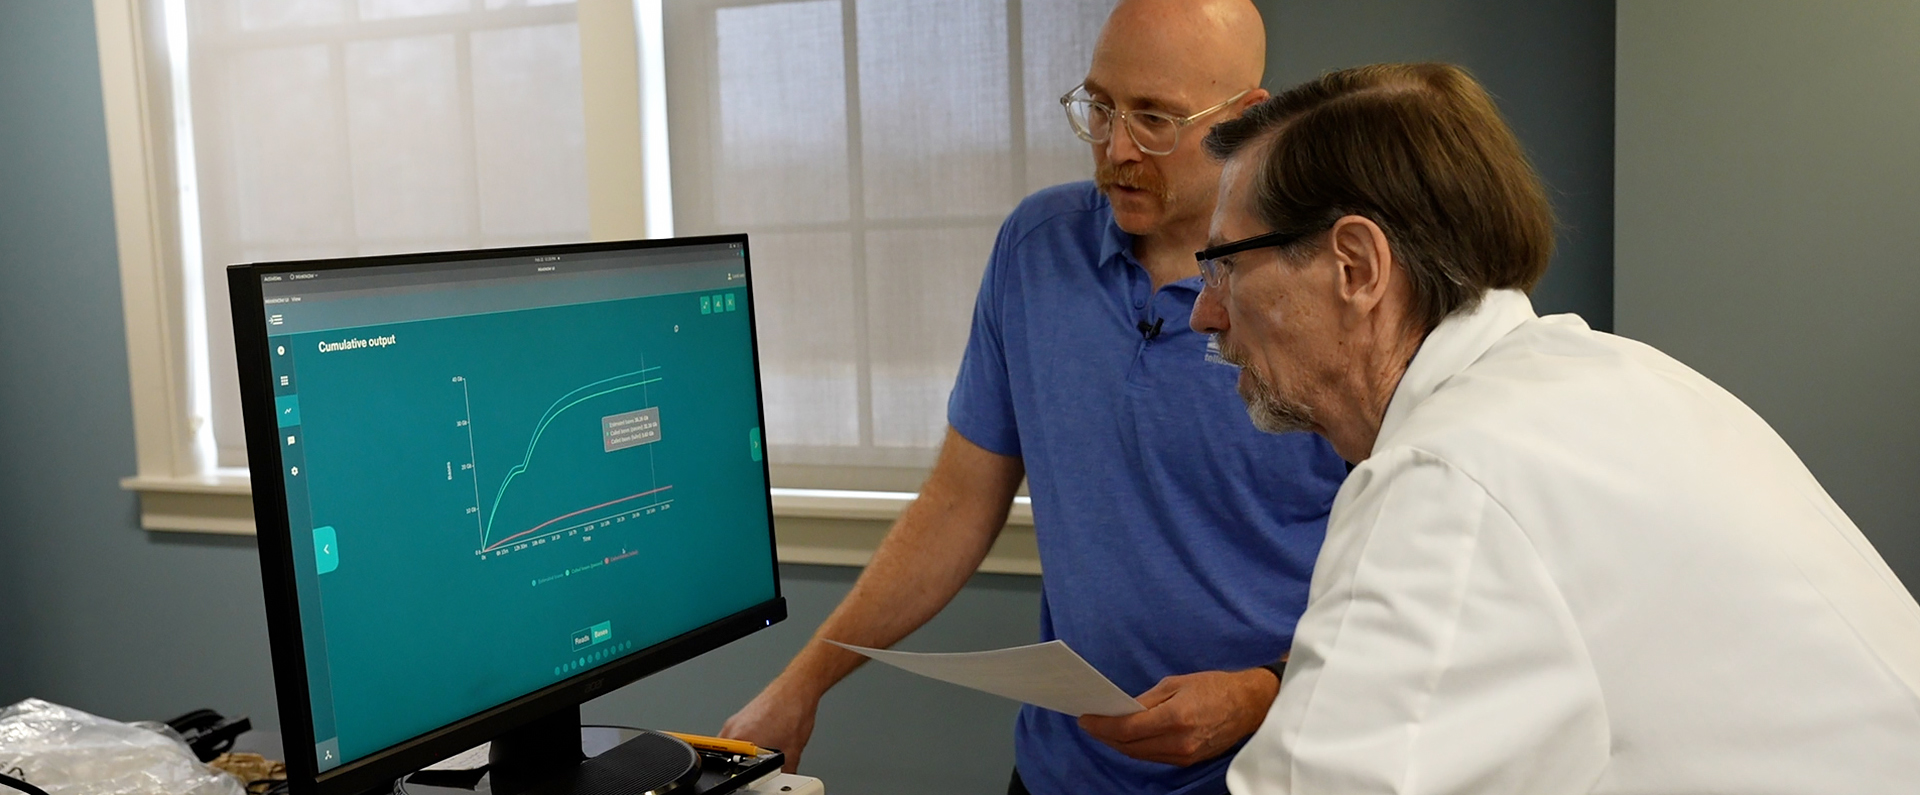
[482,485,673,553]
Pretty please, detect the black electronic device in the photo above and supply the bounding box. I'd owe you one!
[230,236,785,795]
[165,708,253,762]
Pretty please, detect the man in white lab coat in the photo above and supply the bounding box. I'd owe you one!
[1182,62,1920,793]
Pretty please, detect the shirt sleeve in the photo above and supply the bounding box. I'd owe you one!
[1228,447,1609,795]
[945,218,1022,458]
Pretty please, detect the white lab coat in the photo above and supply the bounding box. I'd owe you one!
[1228,290,1920,795]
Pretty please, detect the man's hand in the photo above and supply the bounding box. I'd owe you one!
[1077,668,1281,767]
[720,429,1023,774]
[719,679,820,773]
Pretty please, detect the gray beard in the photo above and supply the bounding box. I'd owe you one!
[1238,365,1317,435]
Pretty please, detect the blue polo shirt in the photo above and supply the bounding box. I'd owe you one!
[948,182,1346,795]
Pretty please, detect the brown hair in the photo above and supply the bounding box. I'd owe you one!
[1204,63,1554,332]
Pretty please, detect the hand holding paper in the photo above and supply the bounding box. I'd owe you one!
[827,639,1144,716]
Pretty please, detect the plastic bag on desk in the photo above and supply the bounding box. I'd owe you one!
[0,699,244,795]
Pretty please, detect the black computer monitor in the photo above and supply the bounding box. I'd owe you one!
[230,235,785,795]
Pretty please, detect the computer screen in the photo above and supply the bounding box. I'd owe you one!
[230,235,783,794]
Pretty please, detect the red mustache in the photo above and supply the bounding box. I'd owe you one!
[1095,161,1171,203]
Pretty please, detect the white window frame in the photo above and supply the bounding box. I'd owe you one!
[93,0,1037,573]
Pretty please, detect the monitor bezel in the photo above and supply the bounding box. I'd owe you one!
[229,234,786,795]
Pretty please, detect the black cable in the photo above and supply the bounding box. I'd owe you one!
[0,772,52,795]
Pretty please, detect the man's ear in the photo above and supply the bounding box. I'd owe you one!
[1234,88,1270,116]
[1328,215,1395,314]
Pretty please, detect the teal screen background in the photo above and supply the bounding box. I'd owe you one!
[278,283,776,766]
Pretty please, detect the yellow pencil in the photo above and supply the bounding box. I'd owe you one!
[662,731,764,757]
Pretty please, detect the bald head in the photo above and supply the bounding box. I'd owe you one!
[1090,0,1265,103]
[1078,0,1267,245]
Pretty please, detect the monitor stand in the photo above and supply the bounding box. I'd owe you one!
[487,706,699,795]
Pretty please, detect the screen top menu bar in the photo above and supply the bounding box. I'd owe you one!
[256,243,746,336]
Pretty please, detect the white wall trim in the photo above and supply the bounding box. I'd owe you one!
[97,0,208,535]
[579,0,650,241]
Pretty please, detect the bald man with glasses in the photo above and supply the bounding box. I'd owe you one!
[720,3,1347,793]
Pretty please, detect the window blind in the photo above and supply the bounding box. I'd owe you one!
[664,0,1115,491]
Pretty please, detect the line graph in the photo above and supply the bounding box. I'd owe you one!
[479,485,674,553]
[460,367,669,556]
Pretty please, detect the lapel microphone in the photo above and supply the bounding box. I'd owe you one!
[1137,317,1165,341]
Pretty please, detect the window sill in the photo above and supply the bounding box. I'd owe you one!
[121,478,1041,575]
[120,474,257,535]
[765,489,1038,575]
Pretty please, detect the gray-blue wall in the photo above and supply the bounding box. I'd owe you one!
[1258,0,1617,331]
[1614,0,1920,588]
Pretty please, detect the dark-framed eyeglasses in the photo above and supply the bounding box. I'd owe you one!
[1060,86,1252,157]
[1194,228,1312,288]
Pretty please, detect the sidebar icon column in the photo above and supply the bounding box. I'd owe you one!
[271,336,313,539]
[270,335,343,767]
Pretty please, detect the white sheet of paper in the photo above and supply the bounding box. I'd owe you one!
[423,742,490,771]
[828,639,1144,716]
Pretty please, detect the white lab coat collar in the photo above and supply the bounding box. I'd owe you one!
[1374,289,1536,455]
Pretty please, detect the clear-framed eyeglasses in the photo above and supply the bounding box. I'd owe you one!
[1060,86,1252,156]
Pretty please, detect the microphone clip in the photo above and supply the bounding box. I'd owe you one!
[1136,317,1165,341]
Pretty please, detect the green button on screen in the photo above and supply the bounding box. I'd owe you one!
[314,526,339,574]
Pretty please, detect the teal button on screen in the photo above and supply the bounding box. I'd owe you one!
[314,526,340,574]
[276,395,302,428]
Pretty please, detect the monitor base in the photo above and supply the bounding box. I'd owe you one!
[430,709,778,795]
[486,707,697,795]
[522,730,699,795]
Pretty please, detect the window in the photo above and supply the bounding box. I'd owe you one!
[101,0,1075,561]
[181,0,595,469]
[102,0,658,529]
[664,0,1114,490]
